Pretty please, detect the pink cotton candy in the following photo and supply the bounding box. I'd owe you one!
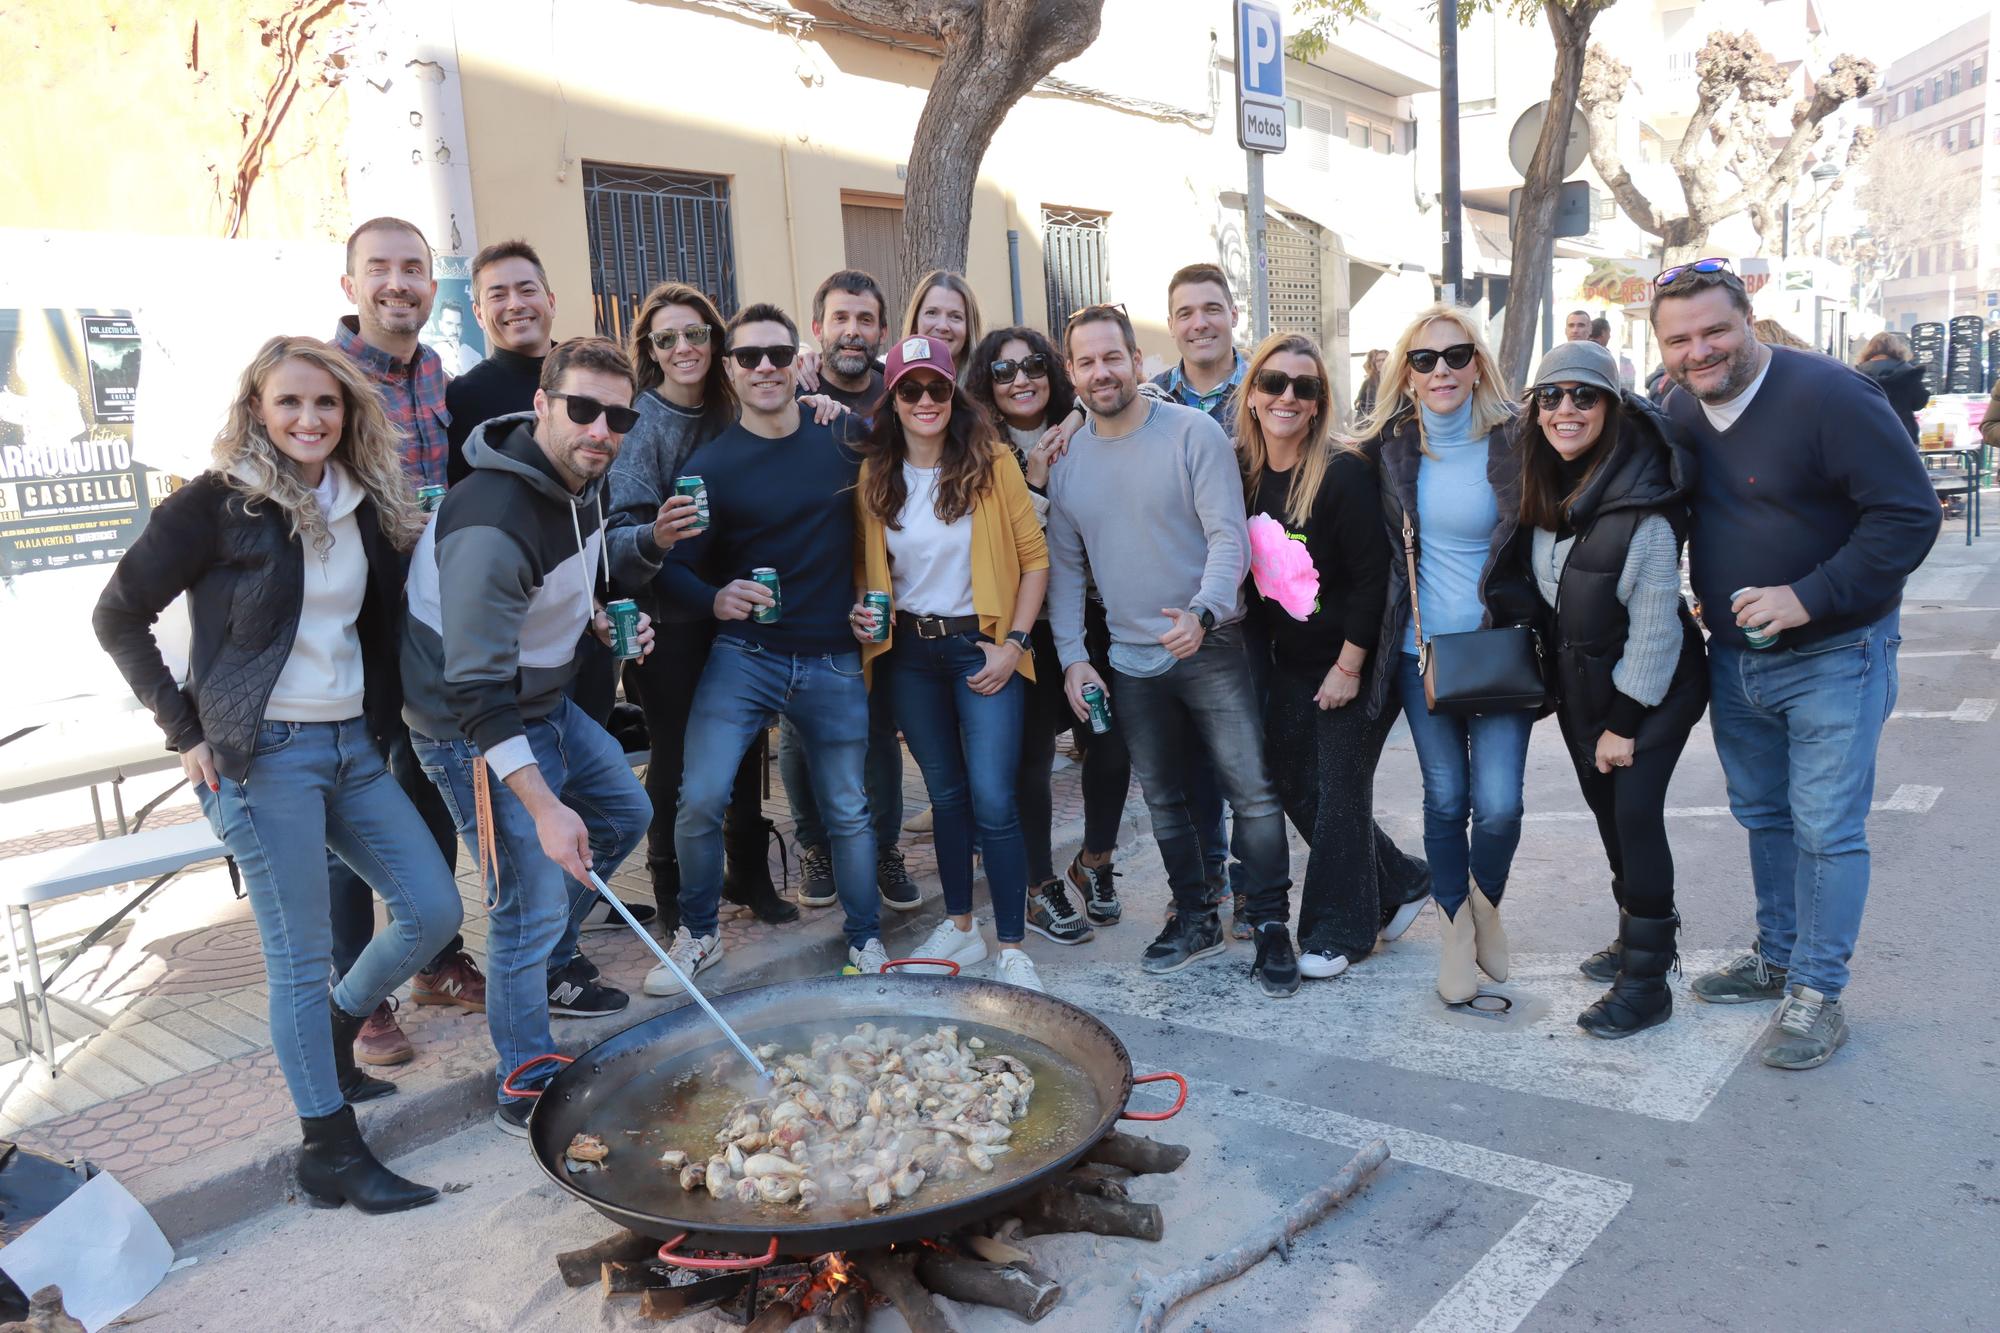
[1247,513,1319,621]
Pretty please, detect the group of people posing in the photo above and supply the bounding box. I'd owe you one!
[90,220,1940,1216]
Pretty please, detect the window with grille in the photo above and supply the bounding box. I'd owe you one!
[582,163,738,342]
[1266,213,1323,342]
[840,197,908,332]
[1042,207,1111,336]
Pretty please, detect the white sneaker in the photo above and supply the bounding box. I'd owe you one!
[849,938,891,975]
[1298,948,1350,980]
[996,948,1044,992]
[645,927,722,996]
[906,919,988,974]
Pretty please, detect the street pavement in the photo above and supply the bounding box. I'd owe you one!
[127,525,2000,1331]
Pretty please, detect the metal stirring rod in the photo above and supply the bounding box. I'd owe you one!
[586,870,772,1083]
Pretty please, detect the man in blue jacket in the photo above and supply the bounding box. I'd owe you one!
[1651,261,1940,1071]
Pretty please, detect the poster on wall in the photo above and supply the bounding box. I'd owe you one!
[422,255,487,377]
[0,308,173,577]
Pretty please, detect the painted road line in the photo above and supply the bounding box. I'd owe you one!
[1901,606,2000,615]
[1193,1082,1631,1333]
[1899,643,2000,659]
[1042,949,1768,1123]
[1510,782,1943,823]
[1902,564,1991,602]
[1890,698,1997,722]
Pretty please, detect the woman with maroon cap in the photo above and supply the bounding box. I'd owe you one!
[850,335,1052,990]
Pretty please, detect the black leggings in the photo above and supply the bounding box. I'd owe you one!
[1558,711,1693,920]
[632,621,765,883]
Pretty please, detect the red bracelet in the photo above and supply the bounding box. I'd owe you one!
[1334,662,1361,679]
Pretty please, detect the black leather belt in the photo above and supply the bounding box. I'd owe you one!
[895,611,981,640]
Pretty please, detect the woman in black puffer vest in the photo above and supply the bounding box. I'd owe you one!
[1514,341,1708,1038]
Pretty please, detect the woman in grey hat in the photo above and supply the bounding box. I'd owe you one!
[1515,340,1709,1037]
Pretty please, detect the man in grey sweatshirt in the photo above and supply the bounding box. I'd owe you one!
[1046,306,1299,996]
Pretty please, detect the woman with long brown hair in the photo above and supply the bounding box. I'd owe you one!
[94,336,462,1212]
[1514,341,1707,1037]
[1356,303,1539,1005]
[606,282,796,949]
[905,270,983,373]
[1238,333,1427,980]
[850,334,1050,990]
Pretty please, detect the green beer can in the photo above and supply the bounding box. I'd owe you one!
[605,597,644,661]
[1732,587,1780,650]
[416,484,447,513]
[1081,682,1112,735]
[863,590,891,643]
[673,475,710,534]
[751,567,782,624]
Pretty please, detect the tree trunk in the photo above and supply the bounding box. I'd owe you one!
[1498,1,1601,392]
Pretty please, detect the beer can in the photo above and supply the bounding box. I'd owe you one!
[750,567,783,624]
[605,597,644,661]
[1081,682,1112,735]
[416,484,447,513]
[1732,587,1780,650]
[863,590,891,643]
[673,475,710,534]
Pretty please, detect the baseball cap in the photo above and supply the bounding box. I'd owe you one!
[1528,341,1620,396]
[883,334,956,393]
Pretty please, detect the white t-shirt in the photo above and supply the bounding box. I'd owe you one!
[885,463,976,617]
[1699,350,1773,432]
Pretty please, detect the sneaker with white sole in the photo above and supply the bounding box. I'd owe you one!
[907,919,988,974]
[797,846,837,908]
[849,937,891,975]
[1025,879,1094,945]
[1759,984,1848,1070]
[645,927,722,996]
[1380,895,1427,943]
[1298,948,1351,980]
[579,896,657,932]
[996,947,1044,992]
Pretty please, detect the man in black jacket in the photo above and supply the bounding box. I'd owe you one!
[1652,262,1940,1071]
[444,239,558,483]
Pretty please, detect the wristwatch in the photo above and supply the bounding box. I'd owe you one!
[1190,606,1216,631]
[1005,630,1033,653]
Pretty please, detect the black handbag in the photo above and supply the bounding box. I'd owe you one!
[1402,508,1548,716]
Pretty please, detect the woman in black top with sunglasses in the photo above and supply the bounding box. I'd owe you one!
[962,326,1131,940]
[1515,341,1707,1038]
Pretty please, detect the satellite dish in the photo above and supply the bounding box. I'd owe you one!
[1508,101,1589,179]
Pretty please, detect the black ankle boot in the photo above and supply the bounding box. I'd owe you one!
[648,854,682,937]
[722,819,799,924]
[331,1005,396,1104]
[297,1104,439,1213]
[1578,912,1677,1039]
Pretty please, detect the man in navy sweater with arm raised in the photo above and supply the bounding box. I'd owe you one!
[1651,260,1940,1071]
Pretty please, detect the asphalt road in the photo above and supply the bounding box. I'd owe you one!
[132,527,2000,1332]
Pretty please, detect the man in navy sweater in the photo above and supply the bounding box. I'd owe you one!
[650,303,889,988]
[1652,261,1939,1071]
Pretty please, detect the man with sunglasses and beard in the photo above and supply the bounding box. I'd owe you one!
[1650,259,1939,1071]
[652,303,893,986]
[404,338,668,1132]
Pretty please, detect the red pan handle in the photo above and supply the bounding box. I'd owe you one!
[878,957,962,976]
[500,1053,573,1099]
[657,1232,780,1270]
[1121,1070,1189,1121]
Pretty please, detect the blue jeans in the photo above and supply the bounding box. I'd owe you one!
[1111,623,1293,922]
[1708,611,1900,1000]
[890,633,1029,942]
[412,698,650,1104]
[680,635,880,948]
[327,723,461,979]
[1394,654,1534,916]
[781,658,902,854]
[196,720,461,1118]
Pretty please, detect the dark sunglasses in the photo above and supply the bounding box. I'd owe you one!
[893,377,954,405]
[1253,370,1323,401]
[547,392,639,433]
[1654,256,1732,288]
[1532,384,1606,413]
[648,326,712,351]
[1406,344,1475,374]
[989,353,1050,384]
[726,344,798,371]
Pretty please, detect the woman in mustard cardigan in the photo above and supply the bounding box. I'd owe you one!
[850,335,1050,991]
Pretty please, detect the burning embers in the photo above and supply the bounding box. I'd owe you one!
[554,1129,1189,1326]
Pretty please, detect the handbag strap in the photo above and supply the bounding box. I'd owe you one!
[1400,503,1424,649]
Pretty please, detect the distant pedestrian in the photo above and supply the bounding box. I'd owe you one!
[1854,332,1930,444]
[1589,316,1638,391]
[1514,341,1708,1038]
[1353,348,1388,424]
[1565,309,1593,342]
[1653,259,1940,1070]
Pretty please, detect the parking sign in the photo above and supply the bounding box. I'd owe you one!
[1235,0,1285,152]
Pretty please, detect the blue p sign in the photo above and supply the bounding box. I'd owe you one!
[1237,1,1284,103]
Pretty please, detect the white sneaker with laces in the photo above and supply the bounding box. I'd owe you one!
[995,947,1044,992]
[645,927,722,996]
[849,937,891,975]
[907,919,988,973]
[1298,949,1350,980]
